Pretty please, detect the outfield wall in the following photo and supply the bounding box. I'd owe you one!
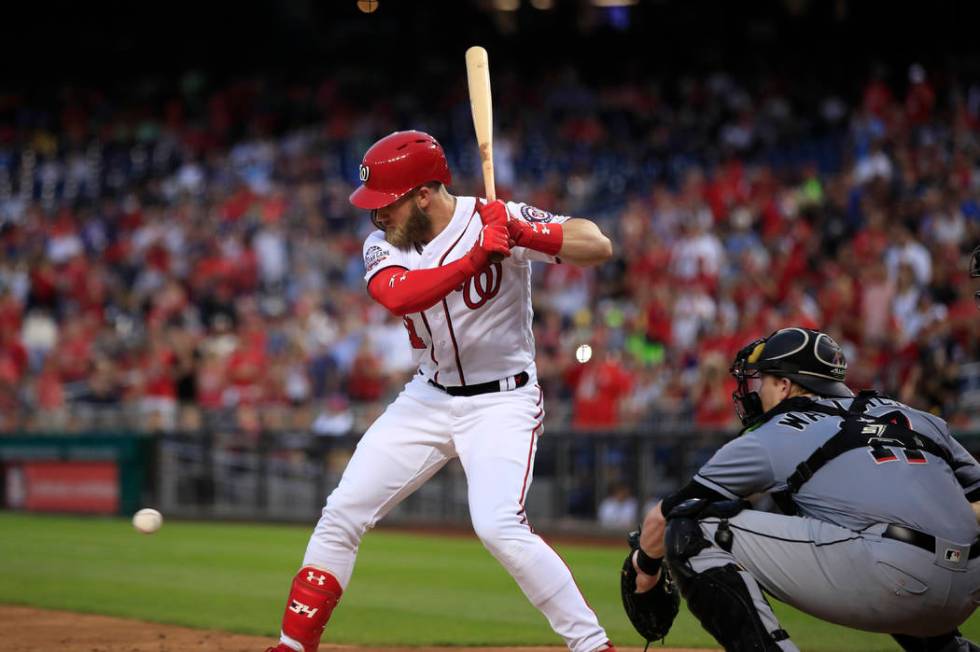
[0,435,154,515]
[153,429,980,532]
[2,430,978,533]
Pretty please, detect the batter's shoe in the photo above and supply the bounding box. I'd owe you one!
[265,646,295,652]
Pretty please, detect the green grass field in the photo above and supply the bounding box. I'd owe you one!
[0,512,975,651]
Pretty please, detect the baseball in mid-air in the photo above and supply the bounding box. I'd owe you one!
[132,508,163,534]
[575,344,592,364]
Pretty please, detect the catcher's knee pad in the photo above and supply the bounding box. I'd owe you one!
[663,514,711,592]
[679,564,788,652]
[280,566,343,652]
[664,498,748,591]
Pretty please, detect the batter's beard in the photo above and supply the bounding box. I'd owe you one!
[385,204,432,247]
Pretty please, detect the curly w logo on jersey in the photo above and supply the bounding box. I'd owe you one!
[461,262,502,309]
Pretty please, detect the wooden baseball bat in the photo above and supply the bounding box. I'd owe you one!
[465,46,503,262]
[465,46,495,203]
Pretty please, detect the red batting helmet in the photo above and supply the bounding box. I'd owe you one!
[349,130,452,210]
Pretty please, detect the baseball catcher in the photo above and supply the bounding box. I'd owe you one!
[626,327,980,651]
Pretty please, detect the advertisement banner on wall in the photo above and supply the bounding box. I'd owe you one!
[4,461,120,514]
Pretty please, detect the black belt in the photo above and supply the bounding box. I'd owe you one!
[882,524,980,560]
[427,371,529,397]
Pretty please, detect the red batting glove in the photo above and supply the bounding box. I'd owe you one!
[462,222,511,273]
[477,199,509,226]
[506,218,564,256]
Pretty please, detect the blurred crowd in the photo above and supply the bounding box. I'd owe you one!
[0,62,978,437]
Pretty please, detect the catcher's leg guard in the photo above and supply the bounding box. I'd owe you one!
[278,566,343,652]
[664,517,789,652]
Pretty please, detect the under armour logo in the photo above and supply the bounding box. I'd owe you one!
[540,225,550,235]
[389,273,408,289]
[307,571,327,586]
[289,600,319,618]
[945,549,962,563]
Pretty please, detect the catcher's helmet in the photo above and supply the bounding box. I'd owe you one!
[349,130,452,210]
[730,327,853,426]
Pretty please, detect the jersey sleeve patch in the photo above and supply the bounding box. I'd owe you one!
[364,244,388,272]
[519,204,555,223]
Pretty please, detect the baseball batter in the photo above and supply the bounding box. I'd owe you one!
[265,131,616,652]
[623,327,980,652]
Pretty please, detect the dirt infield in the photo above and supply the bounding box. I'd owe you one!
[1,604,710,652]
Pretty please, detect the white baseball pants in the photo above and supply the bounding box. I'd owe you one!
[303,374,609,652]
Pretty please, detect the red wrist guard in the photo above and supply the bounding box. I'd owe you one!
[511,221,563,256]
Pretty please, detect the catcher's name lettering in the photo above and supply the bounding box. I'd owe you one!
[777,411,830,430]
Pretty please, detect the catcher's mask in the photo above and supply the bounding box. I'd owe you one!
[971,244,980,309]
[730,327,854,426]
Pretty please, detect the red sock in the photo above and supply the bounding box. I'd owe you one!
[279,566,343,652]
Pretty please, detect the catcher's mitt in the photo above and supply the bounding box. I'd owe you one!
[620,531,679,643]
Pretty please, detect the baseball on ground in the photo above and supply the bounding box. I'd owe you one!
[132,508,163,534]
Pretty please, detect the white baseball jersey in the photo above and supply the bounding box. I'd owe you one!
[362,196,568,386]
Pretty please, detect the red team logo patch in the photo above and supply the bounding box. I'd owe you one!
[462,262,502,309]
